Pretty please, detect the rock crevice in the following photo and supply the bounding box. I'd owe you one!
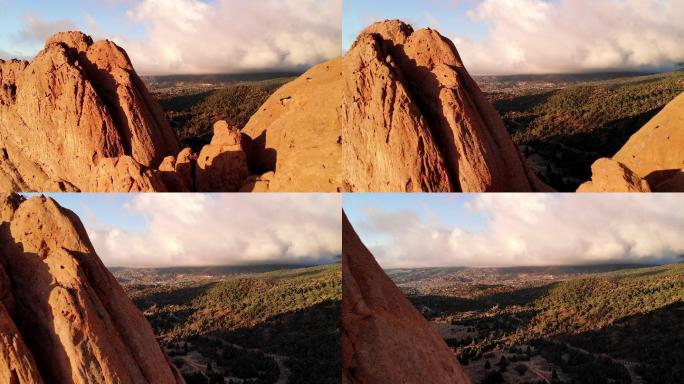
[0,193,184,384]
[343,20,551,192]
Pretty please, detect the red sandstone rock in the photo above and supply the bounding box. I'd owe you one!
[343,20,550,192]
[242,59,342,192]
[580,92,684,192]
[577,158,651,192]
[342,212,471,384]
[195,120,250,192]
[0,31,179,192]
[0,194,184,383]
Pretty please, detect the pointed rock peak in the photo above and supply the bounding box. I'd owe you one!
[45,31,94,52]
[0,193,184,383]
[342,212,471,384]
[358,19,414,46]
[343,19,550,192]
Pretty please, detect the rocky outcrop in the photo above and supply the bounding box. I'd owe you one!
[343,20,550,192]
[0,194,184,384]
[196,121,249,192]
[0,31,179,192]
[342,212,471,384]
[0,31,342,193]
[242,58,342,192]
[580,92,684,192]
[577,158,651,192]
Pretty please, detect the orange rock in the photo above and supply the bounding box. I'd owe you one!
[174,148,197,191]
[580,92,684,192]
[0,31,179,192]
[343,20,550,192]
[242,59,342,192]
[342,212,471,384]
[577,158,651,192]
[0,194,184,383]
[157,156,189,192]
[612,92,684,191]
[195,121,250,192]
[87,156,168,192]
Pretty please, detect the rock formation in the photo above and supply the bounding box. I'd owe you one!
[196,120,250,192]
[342,20,550,192]
[577,158,651,192]
[0,31,340,192]
[0,31,179,192]
[242,58,342,192]
[342,212,471,384]
[0,194,184,384]
[579,92,684,192]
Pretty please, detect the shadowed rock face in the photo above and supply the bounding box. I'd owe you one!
[343,20,550,192]
[0,31,179,192]
[579,92,684,192]
[0,194,184,384]
[342,212,471,384]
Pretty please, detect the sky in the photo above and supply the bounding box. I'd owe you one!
[344,0,684,74]
[0,0,342,75]
[344,194,684,269]
[29,193,342,268]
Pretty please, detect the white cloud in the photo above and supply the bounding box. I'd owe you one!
[16,14,77,44]
[86,194,341,267]
[117,0,342,74]
[450,0,684,74]
[352,194,684,268]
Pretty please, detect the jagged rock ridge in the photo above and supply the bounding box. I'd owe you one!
[0,31,179,191]
[0,31,341,192]
[342,212,471,384]
[343,20,550,192]
[0,194,184,383]
[579,92,684,192]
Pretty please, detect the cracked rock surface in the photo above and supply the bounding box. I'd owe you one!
[0,193,184,384]
[342,20,550,192]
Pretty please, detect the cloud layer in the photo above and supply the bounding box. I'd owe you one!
[117,0,342,74]
[86,194,341,267]
[352,195,684,268]
[450,0,684,74]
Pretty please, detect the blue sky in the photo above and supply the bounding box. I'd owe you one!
[0,0,145,59]
[343,0,684,74]
[0,0,342,75]
[344,194,684,268]
[21,193,341,268]
[342,0,488,49]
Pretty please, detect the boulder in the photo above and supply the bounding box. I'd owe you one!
[0,194,184,383]
[580,92,684,192]
[342,212,471,384]
[577,158,651,192]
[195,121,250,192]
[174,148,198,191]
[342,20,550,192]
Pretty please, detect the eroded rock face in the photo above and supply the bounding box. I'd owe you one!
[242,59,343,192]
[87,156,168,192]
[577,158,651,192]
[195,120,250,192]
[580,92,684,192]
[342,212,471,384]
[0,31,179,192]
[0,194,184,384]
[343,20,550,192]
